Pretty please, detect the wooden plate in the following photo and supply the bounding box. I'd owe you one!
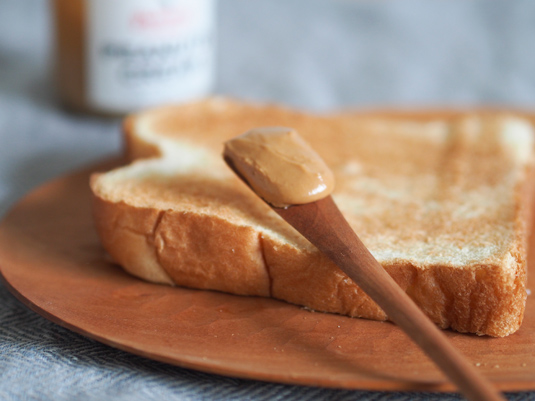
[0,160,534,392]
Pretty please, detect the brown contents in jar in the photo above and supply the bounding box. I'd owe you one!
[53,0,89,114]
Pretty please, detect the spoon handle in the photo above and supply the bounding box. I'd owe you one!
[276,196,505,401]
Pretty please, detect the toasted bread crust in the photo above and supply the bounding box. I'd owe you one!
[91,98,535,337]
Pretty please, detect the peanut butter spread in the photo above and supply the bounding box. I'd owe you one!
[223,127,335,208]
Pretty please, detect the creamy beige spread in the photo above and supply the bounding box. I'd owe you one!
[223,127,335,207]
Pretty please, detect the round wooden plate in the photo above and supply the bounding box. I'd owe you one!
[0,160,534,392]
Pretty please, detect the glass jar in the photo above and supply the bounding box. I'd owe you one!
[52,0,216,116]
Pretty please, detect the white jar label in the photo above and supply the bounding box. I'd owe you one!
[86,0,215,113]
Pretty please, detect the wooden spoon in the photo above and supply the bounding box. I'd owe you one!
[273,196,505,401]
[224,156,505,401]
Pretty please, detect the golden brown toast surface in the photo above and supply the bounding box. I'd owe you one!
[91,98,535,337]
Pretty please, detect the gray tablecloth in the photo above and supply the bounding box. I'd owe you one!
[1,0,534,400]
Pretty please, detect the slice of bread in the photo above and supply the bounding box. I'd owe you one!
[90,97,535,337]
